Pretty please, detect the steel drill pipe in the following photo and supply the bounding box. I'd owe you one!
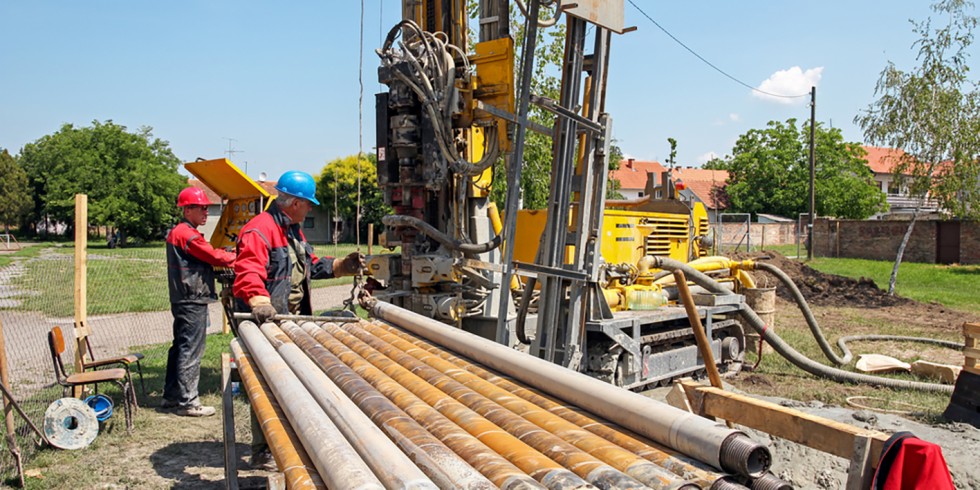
[280,322,517,490]
[366,299,771,477]
[237,321,385,490]
[300,322,594,490]
[229,340,325,490]
[335,322,659,490]
[353,322,698,490]
[259,322,438,490]
[368,322,742,490]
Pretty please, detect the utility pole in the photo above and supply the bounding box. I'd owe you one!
[807,86,816,260]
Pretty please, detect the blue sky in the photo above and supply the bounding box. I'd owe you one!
[1,2,969,181]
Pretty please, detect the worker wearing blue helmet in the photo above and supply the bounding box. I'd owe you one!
[232,170,363,469]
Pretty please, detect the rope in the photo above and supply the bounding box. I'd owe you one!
[347,0,367,313]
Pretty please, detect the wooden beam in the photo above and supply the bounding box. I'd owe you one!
[680,381,889,462]
[0,316,17,444]
[73,194,91,397]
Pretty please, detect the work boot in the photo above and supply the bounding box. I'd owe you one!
[250,449,277,471]
[160,399,178,410]
[174,404,216,417]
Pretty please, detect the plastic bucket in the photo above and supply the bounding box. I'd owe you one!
[84,394,114,422]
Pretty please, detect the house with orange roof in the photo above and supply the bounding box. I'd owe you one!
[671,167,730,222]
[861,146,939,215]
[608,159,667,199]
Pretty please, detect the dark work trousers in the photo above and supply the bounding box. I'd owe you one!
[164,302,209,407]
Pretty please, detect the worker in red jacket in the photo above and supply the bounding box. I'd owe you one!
[232,170,363,470]
[164,187,236,417]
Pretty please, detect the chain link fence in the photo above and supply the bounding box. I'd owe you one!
[0,242,226,481]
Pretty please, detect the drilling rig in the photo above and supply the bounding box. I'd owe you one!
[368,0,750,390]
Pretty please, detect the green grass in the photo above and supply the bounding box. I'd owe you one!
[11,332,236,488]
[2,243,370,316]
[807,257,980,313]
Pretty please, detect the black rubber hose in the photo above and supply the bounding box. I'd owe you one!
[515,277,536,345]
[753,261,962,366]
[381,215,502,254]
[651,257,954,393]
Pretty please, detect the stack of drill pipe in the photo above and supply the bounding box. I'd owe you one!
[234,313,766,489]
[237,321,387,489]
[368,300,771,480]
[358,321,733,489]
[229,339,324,489]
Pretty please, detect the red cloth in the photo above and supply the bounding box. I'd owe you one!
[874,433,954,490]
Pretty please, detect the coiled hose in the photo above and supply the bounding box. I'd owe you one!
[651,257,955,393]
[752,261,962,366]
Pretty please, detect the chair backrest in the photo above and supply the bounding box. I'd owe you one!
[47,326,69,385]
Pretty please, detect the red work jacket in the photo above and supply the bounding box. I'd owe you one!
[166,220,236,304]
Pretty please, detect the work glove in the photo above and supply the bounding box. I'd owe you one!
[249,296,278,324]
[333,252,366,277]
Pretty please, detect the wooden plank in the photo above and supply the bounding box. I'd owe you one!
[964,365,980,376]
[0,316,16,441]
[963,322,980,337]
[222,353,239,490]
[681,381,889,461]
[963,346,980,360]
[73,194,90,398]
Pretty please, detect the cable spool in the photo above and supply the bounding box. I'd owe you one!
[43,397,99,450]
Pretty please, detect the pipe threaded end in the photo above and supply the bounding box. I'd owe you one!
[749,472,794,490]
[709,476,750,490]
[720,434,771,478]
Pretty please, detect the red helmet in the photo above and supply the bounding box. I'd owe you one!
[177,187,212,207]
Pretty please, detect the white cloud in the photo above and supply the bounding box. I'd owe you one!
[729,113,741,122]
[697,151,719,164]
[752,66,823,105]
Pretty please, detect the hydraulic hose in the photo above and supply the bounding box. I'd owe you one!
[752,261,962,366]
[650,258,955,394]
[382,215,502,254]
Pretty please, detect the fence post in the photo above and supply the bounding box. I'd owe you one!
[73,194,91,397]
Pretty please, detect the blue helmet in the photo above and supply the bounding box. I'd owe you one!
[274,170,320,205]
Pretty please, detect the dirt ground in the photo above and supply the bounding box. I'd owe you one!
[15,262,980,489]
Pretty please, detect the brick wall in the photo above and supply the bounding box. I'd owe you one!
[813,218,979,264]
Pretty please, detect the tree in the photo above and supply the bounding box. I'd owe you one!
[855,0,980,294]
[709,119,887,219]
[0,149,32,234]
[19,121,186,242]
[315,153,389,242]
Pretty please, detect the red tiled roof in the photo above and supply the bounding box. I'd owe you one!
[610,160,667,190]
[673,168,729,210]
[862,146,908,174]
[187,179,221,204]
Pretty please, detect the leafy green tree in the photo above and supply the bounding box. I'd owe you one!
[855,0,980,294]
[315,153,389,242]
[0,149,32,234]
[18,121,186,242]
[711,119,887,219]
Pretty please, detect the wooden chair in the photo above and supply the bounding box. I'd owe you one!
[80,335,146,396]
[47,326,135,431]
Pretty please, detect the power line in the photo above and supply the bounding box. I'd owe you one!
[625,0,809,99]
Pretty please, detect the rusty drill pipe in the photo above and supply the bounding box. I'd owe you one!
[350,322,694,490]
[237,321,385,490]
[230,340,325,490]
[372,322,745,489]
[260,322,437,490]
[301,322,594,490]
[279,322,514,490]
[361,321,709,489]
[334,322,656,490]
[367,299,771,478]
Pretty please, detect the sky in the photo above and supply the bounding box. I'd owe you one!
[0,1,971,182]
